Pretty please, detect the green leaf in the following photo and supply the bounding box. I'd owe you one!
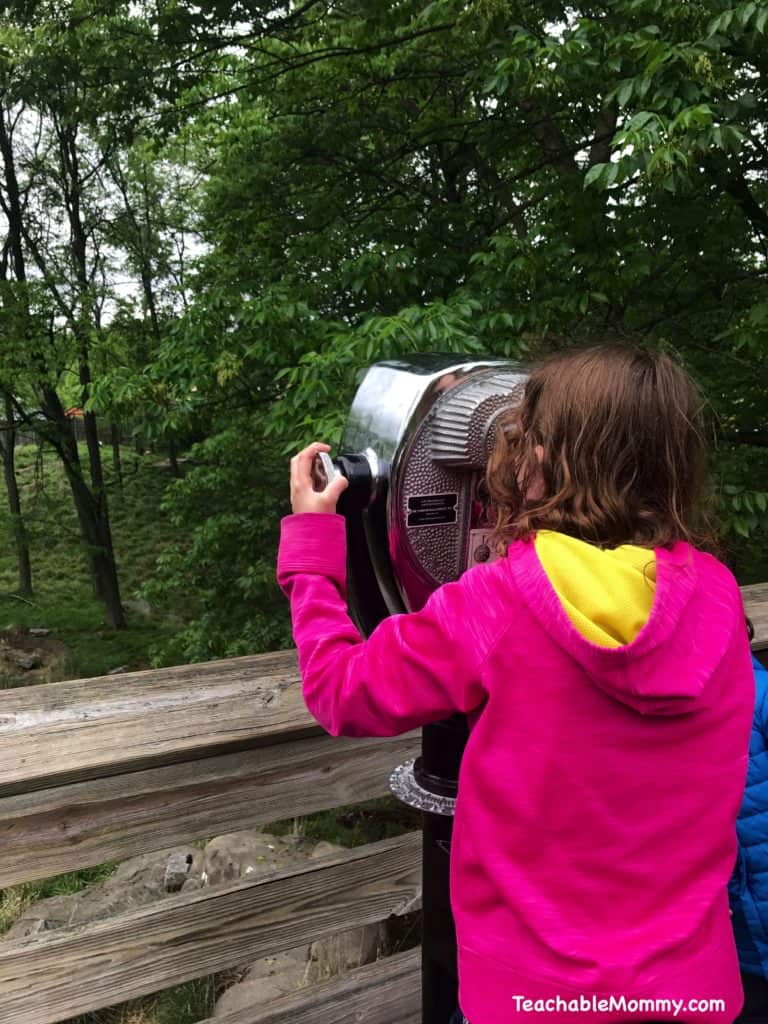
[629,110,657,131]
[739,2,757,27]
[734,517,751,538]
[617,80,634,108]
[584,163,607,189]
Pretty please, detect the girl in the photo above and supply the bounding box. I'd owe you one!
[277,346,754,1023]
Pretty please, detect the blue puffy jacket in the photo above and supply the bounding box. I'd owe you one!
[729,655,768,978]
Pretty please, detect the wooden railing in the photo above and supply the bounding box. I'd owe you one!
[1,583,766,1024]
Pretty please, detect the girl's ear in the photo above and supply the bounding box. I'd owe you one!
[535,444,544,464]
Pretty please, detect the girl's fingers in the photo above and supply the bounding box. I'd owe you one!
[290,442,332,492]
[326,474,349,502]
[289,442,346,514]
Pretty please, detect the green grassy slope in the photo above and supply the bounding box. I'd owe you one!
[0,444,182,681]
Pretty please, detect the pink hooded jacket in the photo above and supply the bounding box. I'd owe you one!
[277,513,754,1023]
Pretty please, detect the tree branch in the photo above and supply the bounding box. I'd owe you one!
[723,168,768,236]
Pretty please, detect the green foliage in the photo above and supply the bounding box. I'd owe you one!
[715,443,768,579]
[126,0,768,623]
[722,484,768,539]
[143,420,293,664]
[2,0,767,660]
[64,977,215,1024]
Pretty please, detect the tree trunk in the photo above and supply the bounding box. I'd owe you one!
[110,423,123,493]
[39,389,126,628]
[1,392,33,597]
[80,362,125,628]
[168,436,181,478]
[60,452,126,629]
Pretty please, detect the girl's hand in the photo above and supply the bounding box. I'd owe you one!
[290,442,349,514]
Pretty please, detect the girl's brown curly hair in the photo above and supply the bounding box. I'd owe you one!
[485,345,716,551]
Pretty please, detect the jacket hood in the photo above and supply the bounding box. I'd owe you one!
[535,530,657,648]
[508,535,741,717]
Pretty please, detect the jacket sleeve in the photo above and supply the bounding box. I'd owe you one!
[753,658,768,749]
[276,513,486,737]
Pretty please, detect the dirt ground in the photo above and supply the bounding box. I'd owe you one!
[0,626,70,687]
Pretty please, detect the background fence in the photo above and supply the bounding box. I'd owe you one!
[0,583,766,1024]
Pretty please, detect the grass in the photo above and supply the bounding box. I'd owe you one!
[0,443,184,681]
[270,796,421,847]
[63,977,217,1024]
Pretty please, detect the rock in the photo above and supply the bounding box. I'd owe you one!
[197,832,307,888]
[109,846,199,896]
[308,923,386,981]
[5,650,43,670]
[245,946,309,977]
[181,847,205,892]
[108,851,169,894]
[309,840,344,860]
[125,597,152,618]
[0,628,69,685]
[164,851,193,892]
[6,895,75,939]
[67,884,155,926]
[7,846,202,940]
[214,947,309,1017]
[213,958,309,1017]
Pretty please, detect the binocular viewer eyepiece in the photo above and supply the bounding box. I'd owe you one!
[312,449,387,513]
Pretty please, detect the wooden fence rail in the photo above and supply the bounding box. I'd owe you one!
[746,582,768,654]
[0,650,304,794]
[0,833,421,1024]
[0,581,765,1024]
[0,731,418,888]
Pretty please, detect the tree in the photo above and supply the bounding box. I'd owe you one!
[100,140,202,476]
[0,94,130,625]
[0,0,198,626]
[0,390,33,597]
[175,0,768,491]
[140,0,768,656]
[5,0,766,654]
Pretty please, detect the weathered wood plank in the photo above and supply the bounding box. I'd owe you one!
[0,579,762,796]
[196,947,421,1024]
[0,832,421,1024]
[0,732,419,888]
[744,582,768,652]
[0,651,312,795]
